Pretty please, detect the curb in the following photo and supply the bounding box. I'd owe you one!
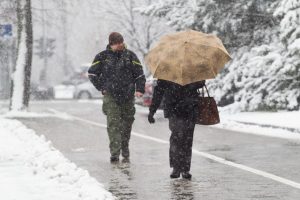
[234,120,300,134]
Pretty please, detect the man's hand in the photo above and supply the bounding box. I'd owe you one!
[135,91,143,98]
[148,112,155,124]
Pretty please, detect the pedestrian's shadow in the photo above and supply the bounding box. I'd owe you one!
[108,160,138,199]
[170,179,195,200]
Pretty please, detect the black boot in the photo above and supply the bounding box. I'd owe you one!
[121,147,130,159]
[121,157,130,163]
[110,156,119,163]
[181,171,192,179]
[170,169,180,178]
[121,142,130,159]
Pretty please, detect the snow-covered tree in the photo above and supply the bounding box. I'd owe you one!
[10,0,33,111]
[103,0,169,75]
[138,0,277,47]
[208,0,300,111]
[274,0,300,46]
[272,0,300,109]
[136,0,198,31]
[138,0,300,111]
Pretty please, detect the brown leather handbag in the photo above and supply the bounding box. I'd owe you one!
[196,85,220,125]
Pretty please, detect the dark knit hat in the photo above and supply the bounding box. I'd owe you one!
[109,32,124,45]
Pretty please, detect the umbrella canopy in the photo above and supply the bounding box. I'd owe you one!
[145,30,231,85]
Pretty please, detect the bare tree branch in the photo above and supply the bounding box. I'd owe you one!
[102,0,167,60]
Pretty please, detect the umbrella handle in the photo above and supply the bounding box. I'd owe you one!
[200,84,210,97]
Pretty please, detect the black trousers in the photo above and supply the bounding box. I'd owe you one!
[168,116,195,172]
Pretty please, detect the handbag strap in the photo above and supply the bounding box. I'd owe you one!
[201,84,210,97]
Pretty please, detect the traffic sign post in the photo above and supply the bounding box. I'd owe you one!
[34,37,56,86]
[34,37,56,59]
[0,24,14,99]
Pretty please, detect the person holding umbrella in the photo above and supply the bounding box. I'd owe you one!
[148,80,205,179]
[146,30,231,179]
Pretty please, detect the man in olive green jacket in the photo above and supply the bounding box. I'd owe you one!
[88,32,145,162]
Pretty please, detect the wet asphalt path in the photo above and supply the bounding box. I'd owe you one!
[16,100,300,200]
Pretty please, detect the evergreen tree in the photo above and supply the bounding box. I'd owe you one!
[273,0,300,110]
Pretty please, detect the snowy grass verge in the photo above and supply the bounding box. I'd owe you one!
[0,117,114,200]
[217,110,300,140]
[2,110,73,120]
[220,111,300,131]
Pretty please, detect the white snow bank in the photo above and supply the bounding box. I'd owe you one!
[220,110,300,130]
[216,118,300,140]
[0,118,114,200]
[3,110,73,120]
[216,109,300,140]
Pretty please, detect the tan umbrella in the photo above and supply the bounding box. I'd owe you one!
[145,30,231,85]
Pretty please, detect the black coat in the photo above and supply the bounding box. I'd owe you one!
[149,80,205,120]
[88,45,146,104]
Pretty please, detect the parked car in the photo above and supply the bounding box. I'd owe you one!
[53,82,76,99]
[30,83,53,100]
[53,80,102,100]
[75,81,102,99]
[142,79,164,108]
[142,79,155,107]
[53,64,102,99]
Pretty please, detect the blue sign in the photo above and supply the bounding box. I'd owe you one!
[0,24,13,37]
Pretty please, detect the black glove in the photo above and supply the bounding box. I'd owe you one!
[148,112,155,124]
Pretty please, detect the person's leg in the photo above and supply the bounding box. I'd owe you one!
[182,119,195,171]
[120,100,135,159]
[103,95,122,161]
[169,117,185,178]
[181,119,195,179]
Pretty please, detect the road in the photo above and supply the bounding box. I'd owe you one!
[16,100,300,200]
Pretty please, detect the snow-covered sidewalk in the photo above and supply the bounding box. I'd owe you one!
[0,117,114,200]
[0,101,299,199]
[218,109,300,140]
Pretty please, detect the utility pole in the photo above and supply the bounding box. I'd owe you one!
[35,0,56,86]
[40,0,47,86]
[61,0,70,75]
